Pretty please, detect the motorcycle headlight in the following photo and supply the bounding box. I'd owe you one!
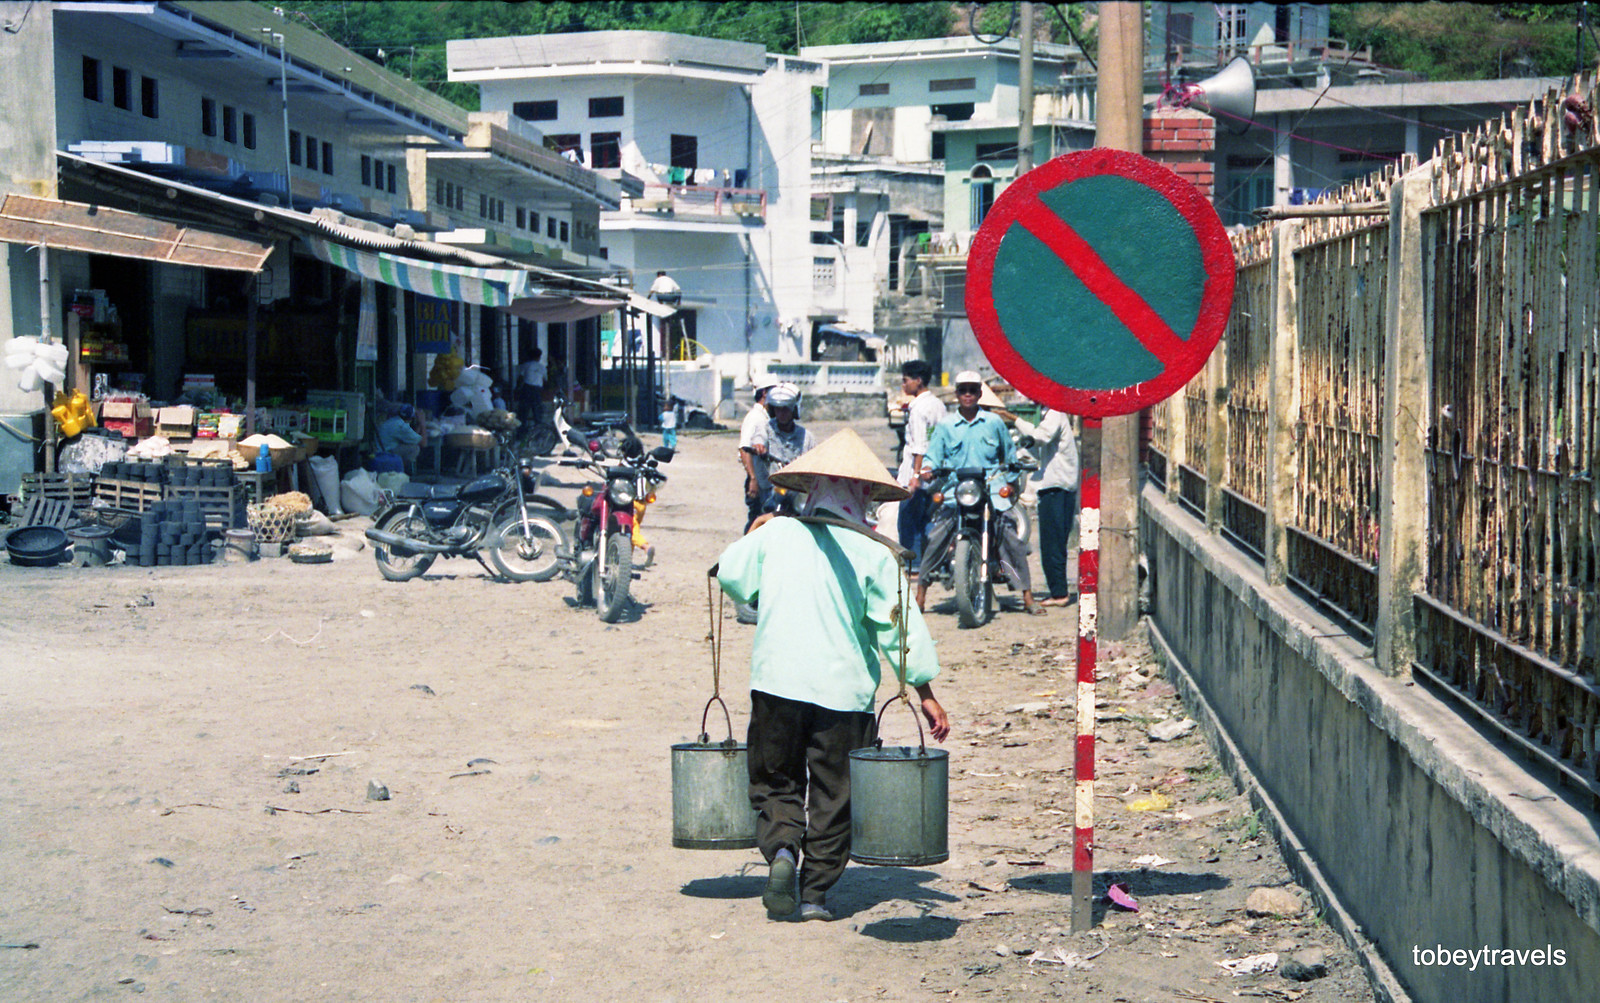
[608,477,636,507]
[955,480,983,508]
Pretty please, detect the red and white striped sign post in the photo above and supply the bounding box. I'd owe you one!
[1072,420,1101,928]
[965,149,1235,932]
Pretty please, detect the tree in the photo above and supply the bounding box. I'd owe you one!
[1330,3,1587,81]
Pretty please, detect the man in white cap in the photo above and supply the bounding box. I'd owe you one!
[716,429,950,922]
[749,382,815,515]
[738,378,779,531]
[917,371,1038,615]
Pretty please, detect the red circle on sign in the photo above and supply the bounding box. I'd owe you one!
[965,149,1235,419]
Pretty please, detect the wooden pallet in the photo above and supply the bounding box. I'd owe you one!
[164,482,243,531]
[94,477,163,513]
[20,472,96,509]
[11,495,74,529]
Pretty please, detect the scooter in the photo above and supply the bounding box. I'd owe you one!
[555,429,672,622]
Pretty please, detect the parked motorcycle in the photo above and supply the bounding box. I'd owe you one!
[365,434,568,583]
[555,429,672,622]
[921,457,1037,628]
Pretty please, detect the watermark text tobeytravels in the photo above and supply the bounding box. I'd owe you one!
[1412,945,1566,971]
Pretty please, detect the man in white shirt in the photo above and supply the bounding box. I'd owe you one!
[894,360,947,563]
[516,348,547,427]
[1012,406,1080,605]
[738,379,778,531]
[647,270,682,306]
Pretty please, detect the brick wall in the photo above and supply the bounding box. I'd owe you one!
[1143,111,1216,202]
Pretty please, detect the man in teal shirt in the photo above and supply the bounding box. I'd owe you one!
[916,371,1037,615]
[716,429,950,922]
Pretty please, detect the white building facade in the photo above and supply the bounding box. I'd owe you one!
[449,31,824,379]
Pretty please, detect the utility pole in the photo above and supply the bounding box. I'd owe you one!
[1017,2,1035,173]
[1093,3,1143,640]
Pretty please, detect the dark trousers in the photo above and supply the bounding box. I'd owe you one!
[515,385,542,426]
[1037,487,1078,599]
[897,485,931,563]
[920,505,1032,592]
[747,690,877,906]
[744,489,764,533]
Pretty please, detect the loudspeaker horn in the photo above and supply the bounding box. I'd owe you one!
[1179,56,1256,134]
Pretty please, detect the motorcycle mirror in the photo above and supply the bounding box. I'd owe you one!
[650,446,675,463]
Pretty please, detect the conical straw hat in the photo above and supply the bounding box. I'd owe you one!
[770,428,909,502]
[976,382,1005,409]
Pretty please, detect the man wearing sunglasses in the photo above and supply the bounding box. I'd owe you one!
[916,372,1038,616]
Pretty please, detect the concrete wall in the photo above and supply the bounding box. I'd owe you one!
[1142,487,1600,1003]
[1,0,60,488]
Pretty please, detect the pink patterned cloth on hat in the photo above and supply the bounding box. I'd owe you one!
[800,475,875,527]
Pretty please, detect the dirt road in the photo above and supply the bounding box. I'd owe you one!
[0,421,1374,1002]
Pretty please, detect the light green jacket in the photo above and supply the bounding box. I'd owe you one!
[716,517,939,713]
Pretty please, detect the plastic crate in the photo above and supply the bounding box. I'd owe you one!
[306,408,348,442]
[267,409,307,434]
[305,391,365,442]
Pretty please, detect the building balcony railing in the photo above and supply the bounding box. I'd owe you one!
[621,183,766,223]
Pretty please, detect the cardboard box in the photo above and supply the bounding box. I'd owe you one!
[99,399,153,438]
[156,406,196,440]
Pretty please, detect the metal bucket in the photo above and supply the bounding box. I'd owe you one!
[66,523,114,566]
[223,528,256,563]
[849,745,949,866]
[671,695,757,849]
[849,697,950,867]
[671,739,758,849]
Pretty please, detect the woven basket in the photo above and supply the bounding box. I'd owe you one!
[267,491,313,514]
[287,541,333,564]
[247,503,298,543]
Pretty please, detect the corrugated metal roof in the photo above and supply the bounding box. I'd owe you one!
[0,194,271,272]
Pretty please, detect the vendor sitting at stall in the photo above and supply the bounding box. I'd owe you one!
[378,404,425,474]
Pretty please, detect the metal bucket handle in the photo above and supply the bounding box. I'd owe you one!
[874,692,927,755]
[698,694,738,748]
[693,567,739,748]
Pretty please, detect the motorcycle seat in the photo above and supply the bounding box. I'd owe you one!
[395,483,463,500]
[577,411,629,428]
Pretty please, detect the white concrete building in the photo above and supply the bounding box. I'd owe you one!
[800,36,1084,371]
[449,31,824,381]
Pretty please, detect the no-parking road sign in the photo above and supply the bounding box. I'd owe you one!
[965,149,1235,419]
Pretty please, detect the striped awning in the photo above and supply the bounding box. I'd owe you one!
[303,236,532,307]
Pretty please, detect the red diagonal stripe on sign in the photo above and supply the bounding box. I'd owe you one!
[1017,203,1187,361]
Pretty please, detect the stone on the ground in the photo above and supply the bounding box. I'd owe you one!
[1149,718,1197,742]
[367,779,390,801]
[1244,885,1304,917]
[1281,947,1329,981]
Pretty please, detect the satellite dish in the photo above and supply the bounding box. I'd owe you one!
[1178,56,1257,134]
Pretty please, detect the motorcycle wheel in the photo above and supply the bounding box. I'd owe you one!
[522,423,559,458]
[373,510,436,582]
[1013,502,1032,546]
[489,512,565,582]
[573,549,596,607]
[597,530,633,623]
[953,537,993,629]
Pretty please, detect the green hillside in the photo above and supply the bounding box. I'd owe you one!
[258,1,1087,109]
